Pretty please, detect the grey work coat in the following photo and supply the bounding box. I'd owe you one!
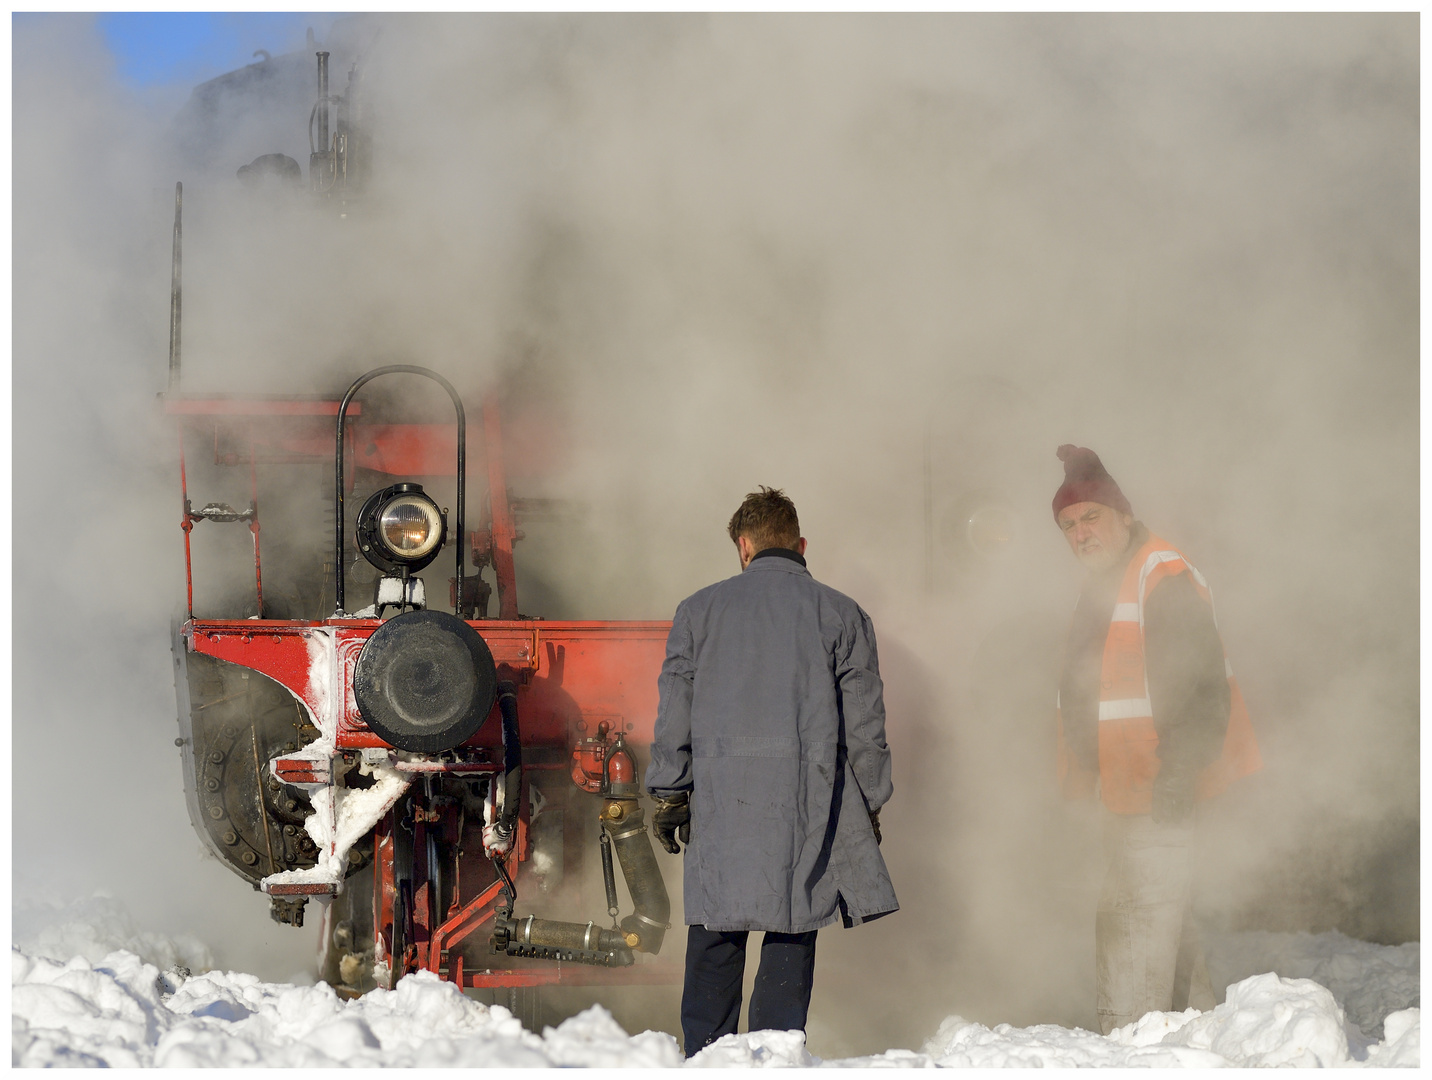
[646,551,898,934]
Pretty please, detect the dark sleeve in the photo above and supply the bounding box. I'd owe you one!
[837,606,893,812]
[1059,589,1112,775]
[646,601,696,797]
[1143,572,1231,775]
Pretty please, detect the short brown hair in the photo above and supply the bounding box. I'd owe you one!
[727,486,801,552]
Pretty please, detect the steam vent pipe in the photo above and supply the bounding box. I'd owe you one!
[167,182,182,391]
[317,51,330,153]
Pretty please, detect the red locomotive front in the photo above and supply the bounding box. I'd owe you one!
[164,57,679,1007]
[170,369,679,1003]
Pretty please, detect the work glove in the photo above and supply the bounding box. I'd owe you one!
[870,809,882,846]
[651,793,691,855]
[1151,767,1196,826]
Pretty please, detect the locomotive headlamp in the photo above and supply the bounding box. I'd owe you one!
[936,493,1019,564]
[380,495,443,558]
[356,483,447,574]
[965,503,1016,557]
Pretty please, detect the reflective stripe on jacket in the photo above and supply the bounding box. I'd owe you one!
[1057,533,1261,814]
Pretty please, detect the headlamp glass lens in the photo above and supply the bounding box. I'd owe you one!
[379,496,442,559]
[966,505,1015,557]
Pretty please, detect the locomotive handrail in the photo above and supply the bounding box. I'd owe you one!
[335,366,465,616]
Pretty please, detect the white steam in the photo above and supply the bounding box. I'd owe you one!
[12,13,1416,1056]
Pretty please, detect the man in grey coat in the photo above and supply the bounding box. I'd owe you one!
[646,486,898,1058]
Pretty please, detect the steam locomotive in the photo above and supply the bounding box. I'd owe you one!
[166,49,678,1005]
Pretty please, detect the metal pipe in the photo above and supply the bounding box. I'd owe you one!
[494,681,522,842]
[603,803,671,954]
[333,366,465,616]
[179,425,194,619]
[599,829,619,919]
[167,182,182,392]
[493,853,516,916]
[316,51,330,157]
[500,915,630,955]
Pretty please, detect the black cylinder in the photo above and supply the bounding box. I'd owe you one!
[505,915,628,953]
[604,804,671,954]
[352,610,496,752]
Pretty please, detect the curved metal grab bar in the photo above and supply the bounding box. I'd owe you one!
[334,365,465,615]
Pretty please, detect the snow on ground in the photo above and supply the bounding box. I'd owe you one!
[1206,928,1421,1042]
[11,906,1420,1068]
[12,896,213,975]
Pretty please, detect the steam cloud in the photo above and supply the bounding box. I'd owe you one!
[13,13,1417,1055]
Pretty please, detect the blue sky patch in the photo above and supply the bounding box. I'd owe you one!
[97,12,334,89]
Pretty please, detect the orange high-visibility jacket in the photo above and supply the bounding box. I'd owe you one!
[1057,533,1261,814]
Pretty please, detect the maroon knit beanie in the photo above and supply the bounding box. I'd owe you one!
[1052,444,1132,521]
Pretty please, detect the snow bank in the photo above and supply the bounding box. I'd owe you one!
[914,971,1397,1068]
[1367,1008,1421,1068]
[1206,929,1420,1040]
[1158,972,1350,1066]
[10,907,1419,1068]
[11,895,212,974]
[12,951,683,1068]
[12,941,1419,1068]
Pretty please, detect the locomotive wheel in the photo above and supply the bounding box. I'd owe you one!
[179,653,322,886]
[177,652,374,902]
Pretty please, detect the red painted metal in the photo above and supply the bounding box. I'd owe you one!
[163,396,364,416]
[607,746,634,785]
[173,387,680,996]
[571,737,608,793]
[412,871,432,968]
[182,619,670,749]
[182,622,321,721]
[425,877,507,975]
[213,422,466,475]
[374,819,396,979]
[266,881,338,897]
[271,757,332,784]
[346,423,461,477]
[167,395,478,478]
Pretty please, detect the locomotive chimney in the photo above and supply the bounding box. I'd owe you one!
[166,181,182,392]
[312,51,330,190]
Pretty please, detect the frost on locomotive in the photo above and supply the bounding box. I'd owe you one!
[166,49,675,1002]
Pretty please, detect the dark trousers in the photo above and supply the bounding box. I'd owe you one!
[681,924,818,1058]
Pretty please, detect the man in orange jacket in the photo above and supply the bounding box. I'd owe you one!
[1052,444,1260,1034]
